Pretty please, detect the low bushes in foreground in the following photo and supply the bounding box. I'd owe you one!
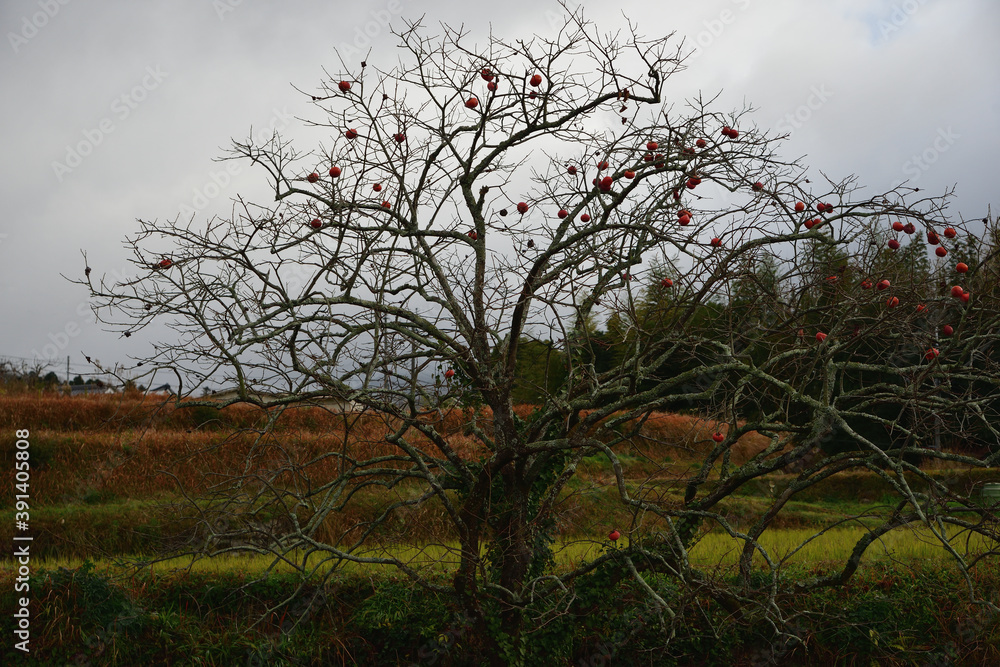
[1,559,997,666]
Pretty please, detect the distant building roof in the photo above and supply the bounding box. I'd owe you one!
[70,384,114,395]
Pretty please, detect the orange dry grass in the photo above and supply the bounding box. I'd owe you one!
[630,412,773,464]
[1,402,496,504]
[0,390,416,432]
[1,389,768,507]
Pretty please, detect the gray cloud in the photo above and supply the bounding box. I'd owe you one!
[1,0,996,383]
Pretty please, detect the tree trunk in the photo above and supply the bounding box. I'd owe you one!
[495,468,531,646]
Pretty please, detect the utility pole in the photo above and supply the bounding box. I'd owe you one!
[66,356,70,384]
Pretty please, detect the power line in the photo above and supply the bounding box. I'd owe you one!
[0,354,53,364]
[0,354,121,382]
[1,353,110,367]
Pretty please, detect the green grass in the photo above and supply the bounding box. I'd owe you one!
[561,525,999,572]
[4,533,998,666]
[689,524,999,568]
[10,523,996,584]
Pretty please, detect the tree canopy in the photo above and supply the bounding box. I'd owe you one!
[83,9,1000,663]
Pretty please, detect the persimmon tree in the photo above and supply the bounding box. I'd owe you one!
[85,9,1000,663]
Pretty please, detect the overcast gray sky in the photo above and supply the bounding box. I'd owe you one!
[1,0,997,384]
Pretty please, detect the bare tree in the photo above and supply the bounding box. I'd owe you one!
[83,8,999,663]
